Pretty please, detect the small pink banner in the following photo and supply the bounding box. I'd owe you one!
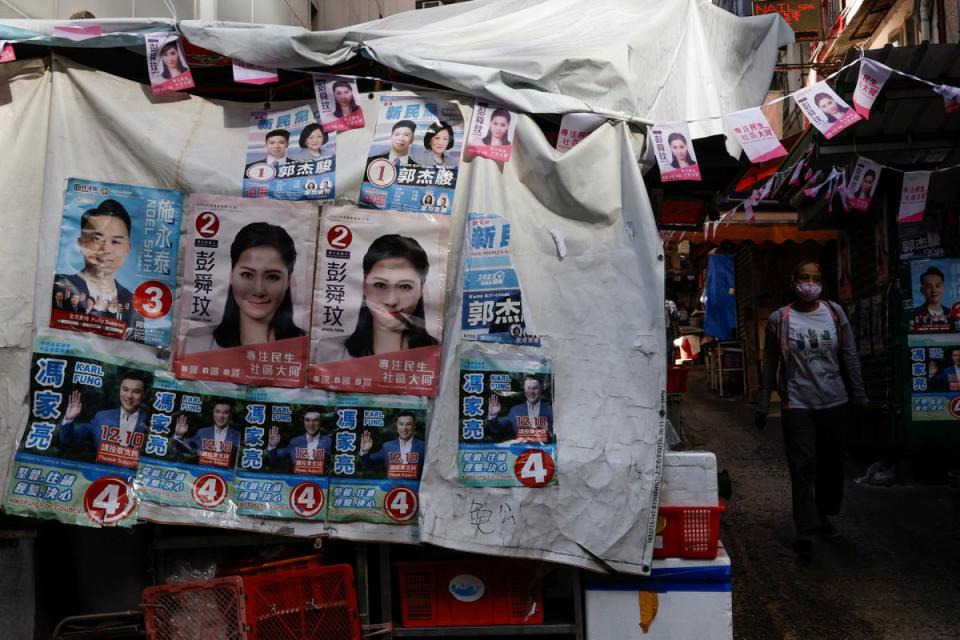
[793,81,862,139]
[723,107,788,164]
[650,122,702,182]
[852,59,892,119]
[466,101,517,163]
[897,171,931,224]
[232,61,278,85]
[0,41,15,63]
[53,25,102,41]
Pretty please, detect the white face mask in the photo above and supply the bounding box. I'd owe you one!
[795,282,822,302]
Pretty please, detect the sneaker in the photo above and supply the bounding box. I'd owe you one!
[819,517,841,540]
[792,536,813,554]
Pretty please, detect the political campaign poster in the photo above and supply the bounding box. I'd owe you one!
[144,33,195,95]
[908,259,960,334]
[458,349,557,488]
[845,156,881,212]
[234,387,336,520]
[134,374,245,512]
[934,84,960,114]
[898,171,931,224]
[327,394,429,525]
[242,105,336,202]
[0,41,15,63]
[232,61,278,85]
[4,335,155,527]
[793,81,862,140]
[461,211,540,346]
[723,107,788,163]
[907,337,960,421]
[650,122,701,182]
[313,74,365,133]
[465,101,518,163]
[50,179,184,347]
[309,205,450,396]
[174,194,318,387]
[852,59,892,118]
[360,95,464,214]
[556,113,605,153]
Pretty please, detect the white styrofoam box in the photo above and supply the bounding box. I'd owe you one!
[585,545,731,640]
[659,451,718,506]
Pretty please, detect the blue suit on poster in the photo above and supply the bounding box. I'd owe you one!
[59,409,147,450]
[488,402,554,439]
[360,438,426,479]
[268,434,333,470]
[184,426,241,466]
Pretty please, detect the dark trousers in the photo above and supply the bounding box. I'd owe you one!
[781,404,847,534]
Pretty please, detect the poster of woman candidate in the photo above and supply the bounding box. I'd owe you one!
[242,105,336,202]
[234,387,336,520]
[135,374,246,513]
[327,394,428,525]
[4,335,156,527]
[309,205,450,396]
[458,349,557,488]
[359,95,463,214]
[461,211,540,346]
[144,33,195,95]
[793,81,862,140]
[313,74,365,133]
[651,122,701,182]
[50,179,184,347]
[465,101,518,163]
[174,194,318,388]
[908,259,960,334]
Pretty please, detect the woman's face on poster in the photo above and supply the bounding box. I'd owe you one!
[430,129,450,155]
[363,257,423,332]
[334,85,354,108]
[162,45,180,69]
[817,96,840,116]
[230,246,290,324]
[489,115,509,141]
[305,128,325,153]
[670,138,689,163]
[78,216,131,277]
[921,274,944,306]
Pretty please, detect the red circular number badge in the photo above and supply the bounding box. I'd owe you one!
[133,281,173,319]
[244,162,277,182]
[384,486,418,522]
[290,482,325,518]
[514,450,556,488]
[195,211,220,238]
[365,157,397,188]
[191,474,228,509]
[83,477,136,525]
[951,302,960,321]
[327,225,353,250]
[949,397,960,419]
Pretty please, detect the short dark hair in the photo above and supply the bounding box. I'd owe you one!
[212,401,232,411]
[298,122,327,149]
[396,410,417,425]
[392,119,417,133]
[117,370,148,389]
[791,260,821,280]
[522,375,542,388]
[863,170,876,181]
[921,267,945,282]
[265,129,289,142]
[81,199,132,236]
[424,120,455,150]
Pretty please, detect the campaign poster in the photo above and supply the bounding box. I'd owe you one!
[174,194,318,387]
[232,61,278,85]
[0,41,15,63]
[793,81,862,140]
[51,179,182,347]
[313,74,365,133]
[845,157,881,212]
[327,394,429,525]
[135,375,245,512]
[309,205,450,396]
[556,113,605,153]
[897,171,931,224]
[465,101,518,163]
[934,84,960,114]
[458,350,557,488]
[4,336,155,527]
[650,122,701,182]
[908,338,960,421]
[242,105,336,202]
[461,211,540,346]
[144,33,195,95]
[234,387,336,520]
[908,259,960,334]
[723,107,787,163]
[360,95,464,214]
[852,59,892,118]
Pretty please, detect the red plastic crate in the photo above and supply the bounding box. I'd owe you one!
[395,559,544,628]
[241,563,361,640]
[224,553,325,577]
[667,365,688,393]
[143,576,247,640]
[653,502,726,559]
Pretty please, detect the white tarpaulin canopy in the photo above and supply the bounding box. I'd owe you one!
[0,1,788,574]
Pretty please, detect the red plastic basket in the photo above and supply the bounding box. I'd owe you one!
[654,502,725,559]
[667,366,688,393]
[395,559,544,628]
[242,563,361,640]
[224,553,325,577]
[143,576,247,640]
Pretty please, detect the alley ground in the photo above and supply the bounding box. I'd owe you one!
[676,369,960,640]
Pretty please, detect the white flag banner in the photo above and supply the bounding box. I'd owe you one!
[723,107,787,163]
[793,81,862,139]
[650,122,701,182]
[232,61,278,85]
[556,114,605,152]
[898,171,931,224]
[846,156,882,212]
[934,84,960,114]
[853,59,892,118]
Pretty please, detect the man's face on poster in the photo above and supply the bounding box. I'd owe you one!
[78,214,131,278]
[396,415,415,442]
[921,274,944,307]
[55,291,64,304]
[303,412,322,437]
[119,378,145,414]
[266,134,288,158]
[212,403,232,428]
[523,378,542,404]
[951,350,960,367]
[390,126,414,156]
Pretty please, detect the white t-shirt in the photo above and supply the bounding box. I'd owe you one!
[786,302,849,410]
